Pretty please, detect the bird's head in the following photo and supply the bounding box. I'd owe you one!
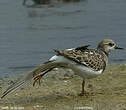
[97,39,124,55]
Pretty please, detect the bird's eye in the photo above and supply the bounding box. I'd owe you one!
[108,43,114,47]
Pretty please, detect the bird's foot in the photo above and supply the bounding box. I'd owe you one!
[78,92,85,96]
[78,91,94,96]
[33,74,42,87]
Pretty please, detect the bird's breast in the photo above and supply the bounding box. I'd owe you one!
[49,55,103,79]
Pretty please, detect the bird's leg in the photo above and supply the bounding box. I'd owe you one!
[33,67,54,87]
[82,80,85,94]
[33,74,43,86]
[79,80,94,96]
[79,80,85,96]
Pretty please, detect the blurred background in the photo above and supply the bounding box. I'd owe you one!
[0,0,126,77]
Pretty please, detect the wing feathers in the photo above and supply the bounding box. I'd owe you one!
[1,61,68,98]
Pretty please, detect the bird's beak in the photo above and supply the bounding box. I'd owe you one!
[115,46,124,50]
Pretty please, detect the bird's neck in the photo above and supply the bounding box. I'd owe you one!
[97,47,109,57]
[97,48,109,65]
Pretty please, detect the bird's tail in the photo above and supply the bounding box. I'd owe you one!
[1,61,68,99]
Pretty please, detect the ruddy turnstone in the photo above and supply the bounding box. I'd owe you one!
[1,39,123,98]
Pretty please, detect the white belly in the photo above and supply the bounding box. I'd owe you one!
[49,55,103,79]
[71,64,102,79]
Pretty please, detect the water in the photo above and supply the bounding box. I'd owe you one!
[0,0,126,77]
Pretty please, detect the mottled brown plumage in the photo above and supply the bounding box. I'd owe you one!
[54,47,106,71]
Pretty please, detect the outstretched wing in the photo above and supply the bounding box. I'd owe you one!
[1,61,68,98]
[54,45,106,71]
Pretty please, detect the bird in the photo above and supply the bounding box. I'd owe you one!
[23,0,50,5]
[1,39,123,98]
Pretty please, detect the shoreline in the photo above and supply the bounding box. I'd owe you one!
[0,64,126,110]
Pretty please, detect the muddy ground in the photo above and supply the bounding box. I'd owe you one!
[0,64,126,110]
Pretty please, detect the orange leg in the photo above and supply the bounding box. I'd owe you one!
[79,80,94,96]
[33,67,54,87]
[79,80,85,96]
[33,74,43,86]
